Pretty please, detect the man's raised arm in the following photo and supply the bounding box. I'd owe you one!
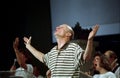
[83,24,99,61]
[23,36,45,63]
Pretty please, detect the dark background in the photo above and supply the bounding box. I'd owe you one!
[1,0,120,76]
[1,0,52,76]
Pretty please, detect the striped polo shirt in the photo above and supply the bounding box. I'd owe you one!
[43,42,84,78]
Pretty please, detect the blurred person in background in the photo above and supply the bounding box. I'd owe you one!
[93,52,116,78]
[104,50,120,78]
[10,37,35,78]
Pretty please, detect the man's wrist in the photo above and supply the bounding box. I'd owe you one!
[26,44,31,48]
[88,38,93,42]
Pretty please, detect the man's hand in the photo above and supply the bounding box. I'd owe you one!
[23,36,32,46]
[88,24,99,40]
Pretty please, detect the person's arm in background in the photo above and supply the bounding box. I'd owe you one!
[23,36,45,63]
[10,59,17,71]
[83,24,99,61]
[13,37,27,69]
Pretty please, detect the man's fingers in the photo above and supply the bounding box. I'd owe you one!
[27,36,31,43]
[93,24,99,34]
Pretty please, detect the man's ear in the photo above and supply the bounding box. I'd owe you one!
[66,32,72,37]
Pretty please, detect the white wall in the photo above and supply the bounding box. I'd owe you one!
[50,0,120,42]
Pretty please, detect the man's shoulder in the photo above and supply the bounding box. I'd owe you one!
[69,40,81,46]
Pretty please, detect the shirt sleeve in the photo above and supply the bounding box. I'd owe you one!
[43,53,49,67]
[74,43,85,65]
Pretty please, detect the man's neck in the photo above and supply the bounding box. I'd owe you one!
[56,38,70,50]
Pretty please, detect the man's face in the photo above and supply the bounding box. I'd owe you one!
[54,25,68,38]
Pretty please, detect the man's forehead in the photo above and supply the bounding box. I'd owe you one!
[58,25,68,30]
[59,24,67,27]
[58,24,73,32]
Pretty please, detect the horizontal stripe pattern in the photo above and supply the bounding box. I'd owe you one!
[43,42,84,78]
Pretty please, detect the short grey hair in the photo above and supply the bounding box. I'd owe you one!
[64,24,74,40]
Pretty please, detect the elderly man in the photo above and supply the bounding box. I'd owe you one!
[23,24,99,78]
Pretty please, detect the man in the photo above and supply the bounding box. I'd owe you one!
[23,24,99,78]
[104,50,120,78]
